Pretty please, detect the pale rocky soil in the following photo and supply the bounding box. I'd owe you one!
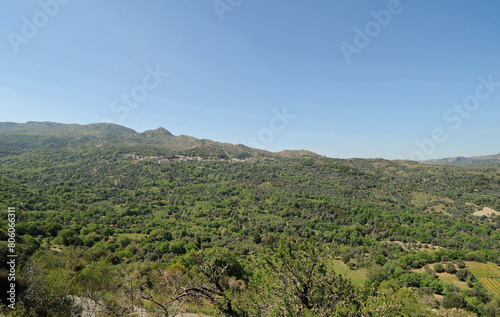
[472,206,500,217]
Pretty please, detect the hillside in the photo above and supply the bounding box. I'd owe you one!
[423,153,500,167]
[1,122,500,316]
[0,121,318,160]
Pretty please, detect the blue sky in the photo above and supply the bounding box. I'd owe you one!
[1,0,499,159]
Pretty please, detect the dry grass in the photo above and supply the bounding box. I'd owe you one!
[425,204,451,215]
[437,272,468,289]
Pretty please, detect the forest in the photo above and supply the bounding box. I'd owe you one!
[1,123,500,316]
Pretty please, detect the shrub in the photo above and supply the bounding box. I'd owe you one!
[116,236,131,249]
[442,292,466,309]
[424,265,436,278]
[445,263,456,274]
[433,263,444,273]
[347,261,357,270]
[455,259,466,269]
[456,269,471,281]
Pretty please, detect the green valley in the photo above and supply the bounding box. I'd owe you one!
[1,122,499,316]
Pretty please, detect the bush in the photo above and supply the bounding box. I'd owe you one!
[424,265,436,278]
[420,274,443,294]
[399,272,421,288]
[445,263,457,274]
[455,259,466,269]
[170,240,186,255]
[367,264,385,282]
[481,300,500,317]
[433,263,445,273]
[159,241,170,254]
[456,269,471,281]
[411,259,427,269]
[55,229,82,246]
[116,236,131,249]
[347,261,357,270]
[444,284,460,294]
[442,292,466,309]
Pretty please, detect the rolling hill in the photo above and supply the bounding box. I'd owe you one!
[423,153,500,167]
[1,121,500,316]
[0,121,318,159]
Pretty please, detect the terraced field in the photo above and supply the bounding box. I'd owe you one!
[465,261,500,296]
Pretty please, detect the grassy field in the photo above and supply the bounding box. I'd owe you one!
[413,265,469,290]
[465,261,500,296]
[330,260,368,285]
[437,272,468,289]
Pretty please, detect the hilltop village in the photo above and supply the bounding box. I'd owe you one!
[119,153,251,164]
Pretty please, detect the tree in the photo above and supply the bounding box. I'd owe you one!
[445,263,456,274]
[442,292,466,309]
[433,263,445,273]
[253,238,407,316]
[177,248,248,317]
[481,299,500,317]
[116,236,131,249]
[456,269,471,282]
[75,260,129,317]
[257,238,361,316]
[134,263,194,317]
[455,259,466,269]
[367,264,385,282]
[19,251,82,317]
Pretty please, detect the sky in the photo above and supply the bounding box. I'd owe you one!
[1,0,500,160]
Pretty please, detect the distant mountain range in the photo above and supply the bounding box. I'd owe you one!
[2,121,498,166]
[0,121,319,159]
[423,153,500,167]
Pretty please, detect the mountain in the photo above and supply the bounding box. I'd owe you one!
[0,121,319,159]
[423,153,500,167]
[2,122,500,316]
[0,121,136,136]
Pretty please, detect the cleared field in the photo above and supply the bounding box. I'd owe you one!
[465,261,500,296]
[472,206,500,217]
[330,260,368,285]
[412,266,468,289]
[437,272,468,289]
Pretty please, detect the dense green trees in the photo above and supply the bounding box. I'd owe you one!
[1,144,500,315]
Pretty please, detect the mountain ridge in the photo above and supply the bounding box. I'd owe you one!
[0,121,319,159]
[423,153,500,167]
